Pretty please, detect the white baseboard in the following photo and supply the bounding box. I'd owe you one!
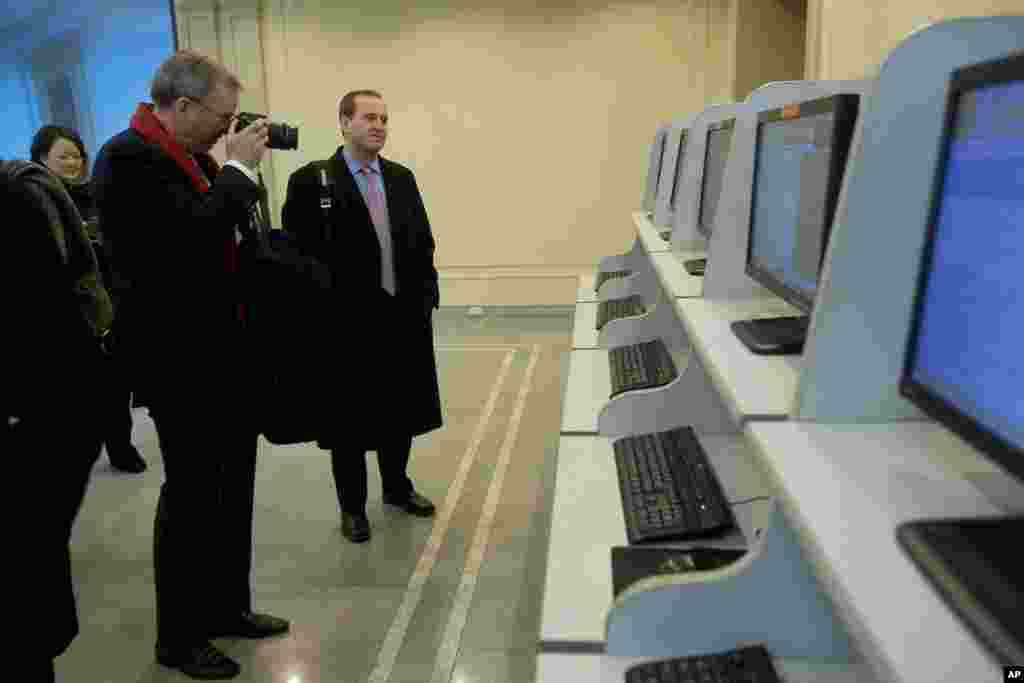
[437,265,596,306]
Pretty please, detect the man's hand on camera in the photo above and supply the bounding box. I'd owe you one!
[227,118,269,170]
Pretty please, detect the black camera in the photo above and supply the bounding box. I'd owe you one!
[235,111,299,150]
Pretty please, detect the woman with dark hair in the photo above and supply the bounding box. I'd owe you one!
[31,125,147,474]
[31,125,95,223]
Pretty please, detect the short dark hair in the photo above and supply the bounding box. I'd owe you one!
[30,125,88,175]
[151,50,242,109]
[339,90,383,123]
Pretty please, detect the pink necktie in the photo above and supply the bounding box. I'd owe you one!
[361,165,396,295]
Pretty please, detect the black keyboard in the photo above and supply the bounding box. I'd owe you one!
[609,340,678,397]
[730,315,809,355]
[597,296,646,331]
[596,269,632,292]
[613,426,735,543]
[684,258,706,276]
[626,645,781,683]
[897,516,1024,664]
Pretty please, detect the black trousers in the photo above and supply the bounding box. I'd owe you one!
[96,352,135,459]
[330,435,413,514]
[149,399,257,647]
[8,409,100,663]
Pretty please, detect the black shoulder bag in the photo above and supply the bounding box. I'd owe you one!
[241,169,334,445]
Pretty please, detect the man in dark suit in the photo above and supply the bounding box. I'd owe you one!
[92,51,288,680]
[282,89,443,543]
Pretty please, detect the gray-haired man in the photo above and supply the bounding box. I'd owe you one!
[93,50,288,680]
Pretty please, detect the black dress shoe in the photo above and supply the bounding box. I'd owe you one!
[156,641,240,679]
[109,445,147,473]
[341,511,371,542]
[383,491,436,517]
[209,611,290,639]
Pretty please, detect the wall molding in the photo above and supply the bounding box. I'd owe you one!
[438,265,591,280]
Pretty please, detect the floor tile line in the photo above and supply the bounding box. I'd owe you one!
[367,350,517,683]
[430,344,542,683]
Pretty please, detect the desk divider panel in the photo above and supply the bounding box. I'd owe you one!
[702,80,870,302]
[668,102,745,249]
[597,237,644,283]
[598,275,688,351]
[599,250,658,305]
[598,346,735,439]
[796,15,1024,423]
[605,503,854,659]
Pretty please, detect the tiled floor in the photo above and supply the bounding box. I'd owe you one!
[58,305,573,683]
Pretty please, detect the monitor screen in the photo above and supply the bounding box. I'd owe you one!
[901,52,1024,484]
[654,127,684,214]
[746,94,860,312]
[697,118,734,238]
[669,130,689,209]
[647,129,668,208]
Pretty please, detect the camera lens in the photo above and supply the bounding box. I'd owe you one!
[236,112,298,150]
[267,123,299,150]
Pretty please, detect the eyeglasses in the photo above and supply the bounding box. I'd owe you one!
[188,97,236,126]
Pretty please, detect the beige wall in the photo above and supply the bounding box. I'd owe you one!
[173,0,808,303]
[806,0,1023,80]
[259,0,732,275]
[705,0,738,105]
[733,0,805,100]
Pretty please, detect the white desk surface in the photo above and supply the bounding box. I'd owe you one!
[540,436,622,647]
[745,421,1007,683]
[675,298,802,423]
[562,350,610,434]
[540,434,771,648]
[573,303,600,349]
[650,249,706,299]
[634,211,673,254]
[536,652,877,683]
[578,272,599,303]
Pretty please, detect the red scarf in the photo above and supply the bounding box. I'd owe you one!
[130,103,243,321]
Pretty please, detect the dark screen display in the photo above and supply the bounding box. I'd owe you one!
[697,121,733,237]
[749,111,838,307]
[669,131,689,208]
[651,132,668,200]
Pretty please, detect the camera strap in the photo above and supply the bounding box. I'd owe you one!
[314,160,335,244]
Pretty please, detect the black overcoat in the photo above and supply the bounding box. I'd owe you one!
[282,146,443,445]
[92,128,261,407]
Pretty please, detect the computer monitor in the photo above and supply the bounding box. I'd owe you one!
[657,130,690,239]
[697,118,735,240]
[901,53,1024,485]
[730,94,860,355]
[643,127,668,213]
[668,130,690,212]
[897,51,1024,666]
